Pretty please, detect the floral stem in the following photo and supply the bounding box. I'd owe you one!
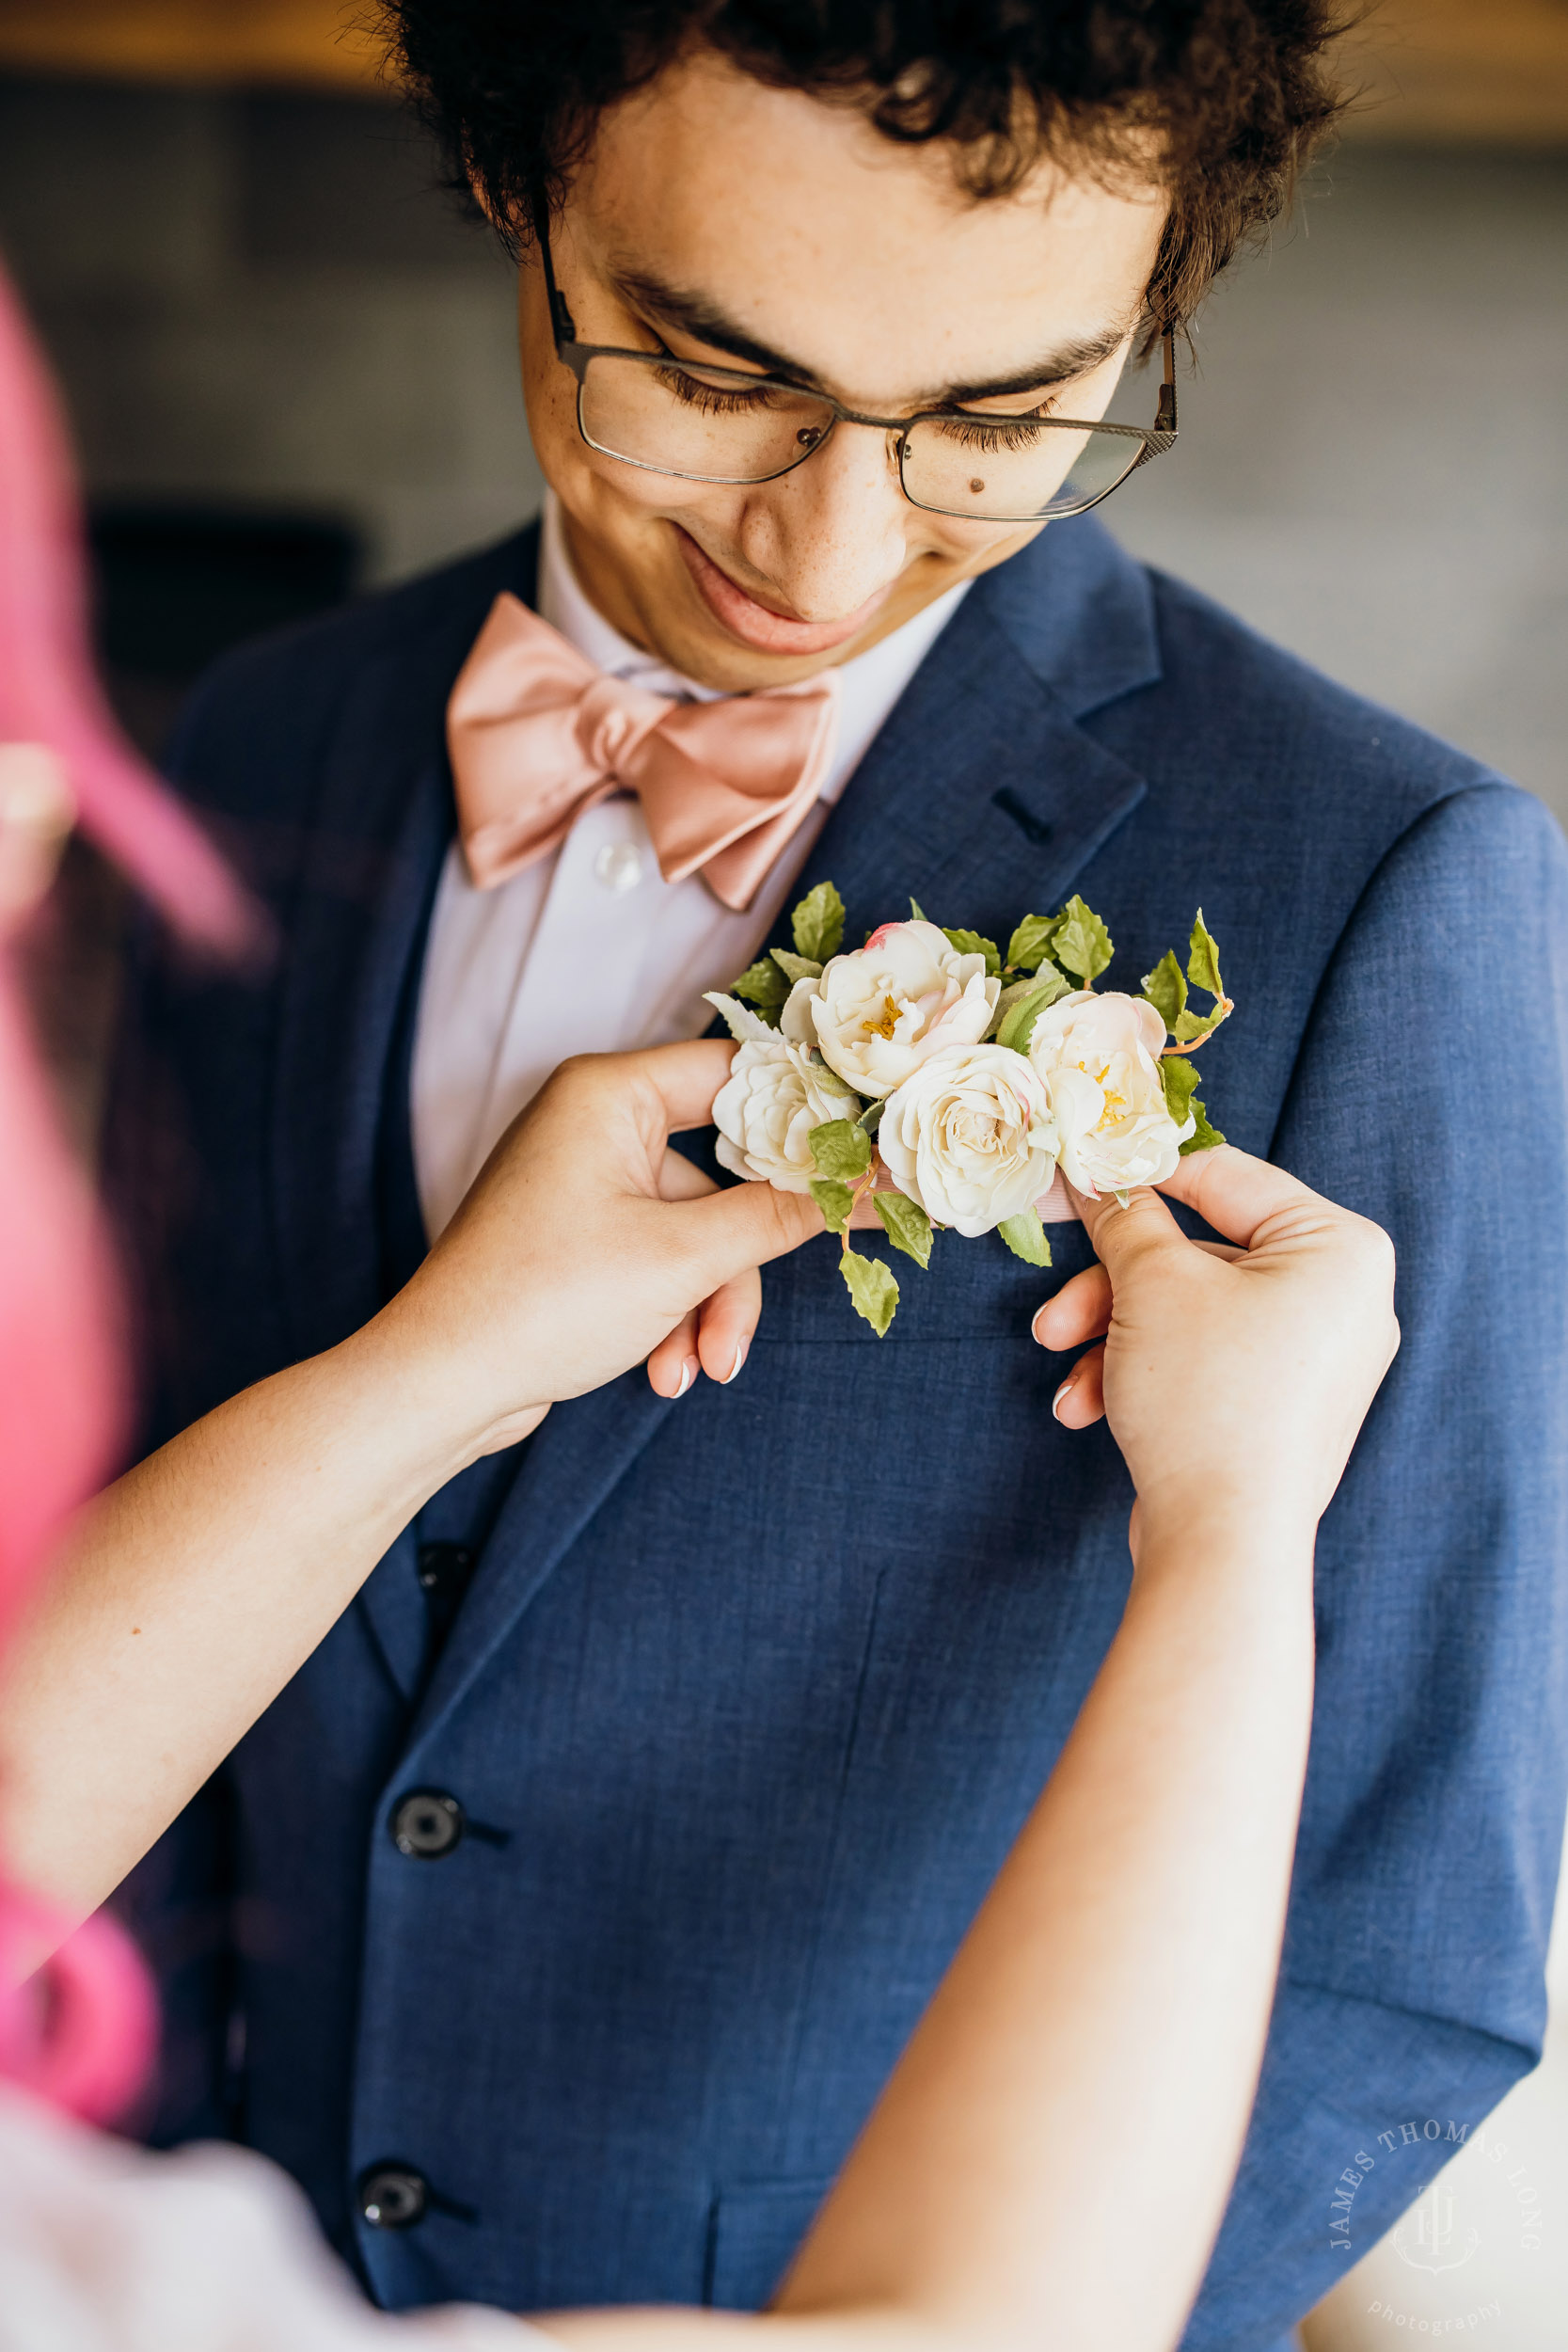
[841,1156,881,1250]
[1160,998,1233,1056]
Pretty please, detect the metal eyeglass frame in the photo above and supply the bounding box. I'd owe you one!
[534,194,1179,524]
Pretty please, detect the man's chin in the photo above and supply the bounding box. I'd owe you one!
[672,526,893,661]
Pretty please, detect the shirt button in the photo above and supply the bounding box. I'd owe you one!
[390,1789,465,1859]
[594,839,644,894]
[358,2163,427,2229]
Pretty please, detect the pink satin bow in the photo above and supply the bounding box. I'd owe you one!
[447,593,841,913]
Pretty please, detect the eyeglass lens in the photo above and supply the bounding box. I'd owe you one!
[578,354,1148,522]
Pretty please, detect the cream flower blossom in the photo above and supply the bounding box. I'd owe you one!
[711,1034,862,1194]
[1026,989,1193,1196]
[782,919,1000,1099]
[878,1042,1059,1238]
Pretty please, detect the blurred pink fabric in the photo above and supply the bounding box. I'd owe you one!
[0,252,258,2124]
[0,254,559,2349]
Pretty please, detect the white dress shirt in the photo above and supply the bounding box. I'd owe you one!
[410,497,970,1239]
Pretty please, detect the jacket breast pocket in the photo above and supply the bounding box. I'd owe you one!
[705,2176,834,2310]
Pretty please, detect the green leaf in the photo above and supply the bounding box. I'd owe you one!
[1052,894,1115,986]
[770,948,823,985]
[809,1119,873,1182]
[909,897,927,923]
[1006,912,1064,973]
[995,968,1071,1053]
[941,926,1002,977]
[856,1098,885,1136]
[1180,1097,1226,1154]
[1140,948,1187,1033]
[1159,1055,1200,1124]
[810,1177,854,1236]
[792,879,846,963]
[841,1248,899,1336]
[872,1190,934,1269]
[704,990,781,1043]
[732,956,789,1009]
[1173,1005,1224,1045]
[997,1208,1052,1266]
[1187,908,1224,999]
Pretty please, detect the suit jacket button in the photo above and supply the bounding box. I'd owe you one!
[358,2163,427,2228]
[390,1789,465,1858]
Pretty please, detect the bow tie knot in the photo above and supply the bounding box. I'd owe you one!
[447,592,841,913]
[576,674,664,774]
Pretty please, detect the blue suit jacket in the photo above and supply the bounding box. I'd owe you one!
[104,516,1568,2350]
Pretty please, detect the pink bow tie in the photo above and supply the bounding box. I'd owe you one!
[447,593,841,913]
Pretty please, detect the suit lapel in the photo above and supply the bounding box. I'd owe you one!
[406,519,1162,1747]
[407,1370,673,1748]
[794,559,1152,952]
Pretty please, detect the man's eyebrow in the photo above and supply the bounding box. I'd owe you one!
[937,322,1135,405]
[610,266,1134,406]
[610,267,831,387]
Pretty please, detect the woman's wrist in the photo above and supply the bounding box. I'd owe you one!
[1130,1488,1319,1602]
[328,1305,540,1500]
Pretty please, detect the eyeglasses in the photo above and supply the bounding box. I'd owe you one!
[536,201,1178,526]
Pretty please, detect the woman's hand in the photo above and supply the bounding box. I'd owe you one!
[1031,1146,1400,1549]
[375,1040,820,1458]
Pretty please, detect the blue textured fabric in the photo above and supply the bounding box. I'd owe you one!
[103,515,1568,2351]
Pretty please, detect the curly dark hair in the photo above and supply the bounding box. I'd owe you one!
[379,1,1351,330]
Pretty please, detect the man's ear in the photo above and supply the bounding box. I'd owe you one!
[465,170,507,234]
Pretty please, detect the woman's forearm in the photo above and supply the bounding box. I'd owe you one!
[0,1312,493,1924]
[547,1513,1316,2352]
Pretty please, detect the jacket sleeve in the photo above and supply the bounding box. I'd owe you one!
[1183,782,1568,2348]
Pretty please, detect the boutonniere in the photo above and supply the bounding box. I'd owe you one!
[706,881,1232,1336]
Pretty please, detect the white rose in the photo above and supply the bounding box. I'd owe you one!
[712,1035,862,1193]
[879,1042,1059,1238]
[782,918,1001,1099]
[1027,989,1193,1196]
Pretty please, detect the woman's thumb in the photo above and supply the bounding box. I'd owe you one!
[1071,1179,1182,1279]
[671,1174,823,1283]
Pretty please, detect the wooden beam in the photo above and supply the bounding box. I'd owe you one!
[1341,0,1568,144]
[0,1,386,93]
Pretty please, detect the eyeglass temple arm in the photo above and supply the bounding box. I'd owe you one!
[531,181,578,345]
[1156,324,1178,434]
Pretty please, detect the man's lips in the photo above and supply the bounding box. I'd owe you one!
[673,527,890,657]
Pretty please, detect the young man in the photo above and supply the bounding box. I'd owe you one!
[105,7,1568,2349]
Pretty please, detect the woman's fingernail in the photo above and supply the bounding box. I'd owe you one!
[1031,1305,1051,1344]
[1052,1376,1076,1422]
[723,1336,750,1386]
[673,1357,698,1399]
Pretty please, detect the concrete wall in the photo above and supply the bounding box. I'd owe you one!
[1111,144,1568,828]
[0,78,539,584]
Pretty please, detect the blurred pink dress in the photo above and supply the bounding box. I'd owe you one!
[0,2085,555,2351]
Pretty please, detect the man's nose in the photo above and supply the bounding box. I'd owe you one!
[736,418,912,622]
